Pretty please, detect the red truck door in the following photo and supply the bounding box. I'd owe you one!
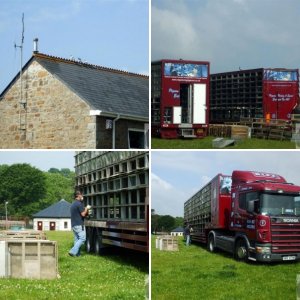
[230,191,258,240]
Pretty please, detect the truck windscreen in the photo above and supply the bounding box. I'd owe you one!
[260,193,300,216]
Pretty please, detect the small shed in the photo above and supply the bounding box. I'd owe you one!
[170,227,184,237]
[32,199,71,231]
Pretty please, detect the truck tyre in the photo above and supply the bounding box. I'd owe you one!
[208,233,216,252]
[85,228,94,253]
[86,237,92,253]
[94,236,102,255]
[235,239,248,261]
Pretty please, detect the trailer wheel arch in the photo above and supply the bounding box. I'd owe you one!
[207,231,217,252]
[234,235,250,261]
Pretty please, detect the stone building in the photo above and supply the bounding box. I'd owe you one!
[0,52,148,149]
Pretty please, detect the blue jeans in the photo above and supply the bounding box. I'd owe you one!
[69,225,86,256]
[186,235,190,246]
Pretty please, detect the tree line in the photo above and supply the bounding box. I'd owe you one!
[151,209,184,234]
[0,164,75,218]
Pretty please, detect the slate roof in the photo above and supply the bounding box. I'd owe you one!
[33,199,71,218]
[171,226,184,233]
[1,53,149,120]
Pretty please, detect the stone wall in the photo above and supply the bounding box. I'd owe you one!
[0,60,96,148]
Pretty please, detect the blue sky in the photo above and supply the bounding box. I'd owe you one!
[152,0,300,73]
[152,151,300,217]
[0,0,149,93]
[0,151,75,171]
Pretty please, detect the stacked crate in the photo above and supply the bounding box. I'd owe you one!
[75,151,149,253]
[210,69,264,123]
[0,230,58,279]
[184,180,212,243]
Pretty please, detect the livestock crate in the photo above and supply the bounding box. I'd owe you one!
[0,241,8,277]
[209,124,250,140]
[7,240,58,279]
[155,236,178,251]
[0,230,47,240]
[231,125,250,140]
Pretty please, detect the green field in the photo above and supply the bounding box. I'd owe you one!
[152,137,296,149]
[0,231,148,300]
[151,236,300,300]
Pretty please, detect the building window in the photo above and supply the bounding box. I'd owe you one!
[128,129,145,149]
[64,222,68,229]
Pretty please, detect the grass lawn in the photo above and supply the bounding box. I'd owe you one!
[152,137,296,149]
[151,236,300,300]
[0,231,148,300]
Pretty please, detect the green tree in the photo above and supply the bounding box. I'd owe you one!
[151,209,159,234]
[40,171,75,209]
[174,217,184,228]
[0,164,9,175]
[60,168,73,178]
[0,163,46,216]
[48,168,73,178]
[48,168,60,174]
[157,215,175,232]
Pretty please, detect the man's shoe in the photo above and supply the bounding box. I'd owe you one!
[68,252,75,257]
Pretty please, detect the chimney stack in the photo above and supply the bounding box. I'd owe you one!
[33,38,39,53]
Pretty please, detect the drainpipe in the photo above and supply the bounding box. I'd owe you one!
[112,114,121,149]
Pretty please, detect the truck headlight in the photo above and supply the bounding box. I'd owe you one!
[256,246,271,254]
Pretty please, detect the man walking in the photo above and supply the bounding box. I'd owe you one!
[184,225,191,246]
[69,191,90,257]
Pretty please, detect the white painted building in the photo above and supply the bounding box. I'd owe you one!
[33,199,71,231]
[170,227,184,237]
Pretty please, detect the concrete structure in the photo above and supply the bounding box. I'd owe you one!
[155,236,179,251]
[32,199,71,231]
[5,240,58,279]
[0,52,149,149]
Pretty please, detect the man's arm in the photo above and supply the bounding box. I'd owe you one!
[81,207,88,217]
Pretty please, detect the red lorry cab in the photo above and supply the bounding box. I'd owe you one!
[184,170,300,262]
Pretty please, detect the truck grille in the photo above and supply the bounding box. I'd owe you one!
[271,222,300,253]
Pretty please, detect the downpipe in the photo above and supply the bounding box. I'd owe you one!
[112,114,121,149]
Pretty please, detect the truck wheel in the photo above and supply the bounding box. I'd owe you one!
[94,236,102,255]
[235,239,248,261]
[85,229,94,253]
[208,234,216,252]
[86,237,92,253]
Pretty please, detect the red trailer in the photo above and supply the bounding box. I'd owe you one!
[210,68,299,123]
[152,59,210,138]
[184,170,300,262]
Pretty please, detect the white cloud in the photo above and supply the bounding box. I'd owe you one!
[152,172,172,191]
[152,6,198,60]
[152,0,300,71]
[151,172,187,217]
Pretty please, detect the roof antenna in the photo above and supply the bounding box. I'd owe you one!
[14,13,26,132]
